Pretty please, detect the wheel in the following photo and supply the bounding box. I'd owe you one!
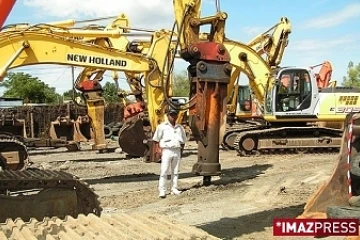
[241,137,256,152]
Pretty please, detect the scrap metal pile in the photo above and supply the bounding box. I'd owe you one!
[0,102,123,145]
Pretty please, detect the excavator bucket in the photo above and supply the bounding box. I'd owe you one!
[50,115,92,140]
[298,112,360,238]
[118,114,151,159]
[49,116,77,141]
[73,115,93,142]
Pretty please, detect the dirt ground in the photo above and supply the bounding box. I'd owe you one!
[28,140,345,240]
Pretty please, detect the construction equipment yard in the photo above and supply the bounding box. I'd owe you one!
[20,141,340,240]
[1,1,360,239]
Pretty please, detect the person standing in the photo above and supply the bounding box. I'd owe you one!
[152,107,187,198]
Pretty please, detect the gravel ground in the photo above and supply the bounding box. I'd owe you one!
[27,140,346,240]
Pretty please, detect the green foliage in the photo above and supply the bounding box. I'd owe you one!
[342,61,360,88]
[172,70,190,97]
[103,81,120,103]
[0,72,61,104]
[63,89,81,101]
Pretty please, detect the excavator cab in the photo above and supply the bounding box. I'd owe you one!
[267,67,316,117]
[237,85,253,114]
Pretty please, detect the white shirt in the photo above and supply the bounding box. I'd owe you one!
[152,120,187,149]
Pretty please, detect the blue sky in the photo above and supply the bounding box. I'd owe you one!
[2,0,360,95]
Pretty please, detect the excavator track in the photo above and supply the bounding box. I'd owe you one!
[222,123,264,150]
[0,169,102,223]
[0,212,219,240]
[233,126,343,156]
[0,132,29,171]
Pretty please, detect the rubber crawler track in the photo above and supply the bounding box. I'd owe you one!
[0,212,219,240]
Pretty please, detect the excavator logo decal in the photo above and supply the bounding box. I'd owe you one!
[66,54,127,67]
[329,107,360,113]
[329,96,360,113]
[338,96,359,105]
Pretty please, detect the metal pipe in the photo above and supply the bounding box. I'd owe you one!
[50,29,122,38]
[46,19,77,28]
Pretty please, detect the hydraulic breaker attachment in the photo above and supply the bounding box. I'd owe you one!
[298,112,360,238]
[173,0,231,185]
[186,43,231,184]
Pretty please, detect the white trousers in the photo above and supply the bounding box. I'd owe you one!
[158,148,181,193]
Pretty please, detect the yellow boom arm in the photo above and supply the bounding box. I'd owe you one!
[224,39,274,107]
[226,17,291,112]
[0,27,171,153]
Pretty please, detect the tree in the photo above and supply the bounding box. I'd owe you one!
[342,61,360,88]
[0,72,61,103]
[172,70,190,97]
[103,81,119,103]
[63,89,81,101]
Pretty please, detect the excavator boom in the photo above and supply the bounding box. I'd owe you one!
[311,61,333,89]
[0,23,173,157]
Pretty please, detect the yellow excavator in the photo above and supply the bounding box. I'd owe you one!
[223,59,340,151]
[0,17,176,161]
[224,43,360,157]
[0,22,172,222]
[0,0,232,222]
[221,17,292,149]
[114,17,292,153]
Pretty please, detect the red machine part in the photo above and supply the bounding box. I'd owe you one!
[186,42,230,63]
[186,41,231,181]
[312,61,333,89]
[77,80,102,92]
[124,102,145,120]
[0,0,16,28]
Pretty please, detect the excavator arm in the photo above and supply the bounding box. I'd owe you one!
[224,39,274,108]
[0,27,172,156]
[173,0,232,184]
[226,17,291,112]
[310,60,333,89]
[247,17,291,67]
[18,14,177,160]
